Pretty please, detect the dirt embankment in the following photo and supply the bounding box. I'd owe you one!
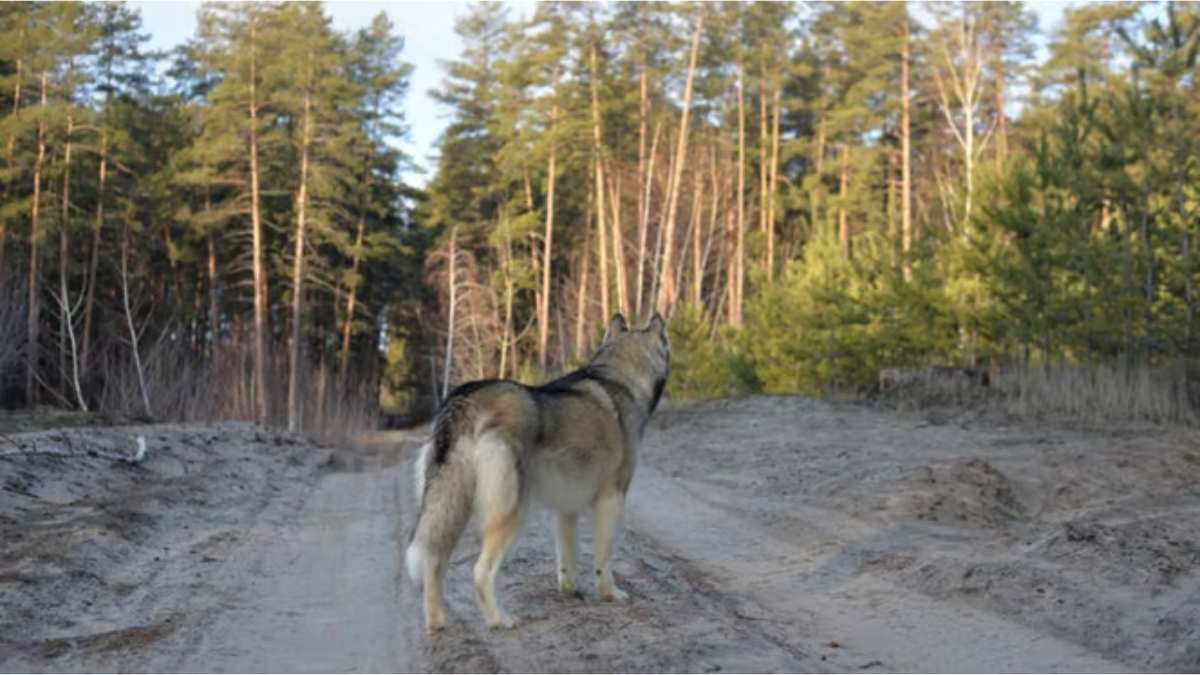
[0,423,331,671]
[646,397,1200,672]
[2,398,1199,673]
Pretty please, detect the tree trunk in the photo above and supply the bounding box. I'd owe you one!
[589,44,609,322]
[315,348,327,430]
[81,130,107,374]
[499,224,514,379]
[59,111,74,396]
[689,150,704,307]
[656,11,704,316]
[635,57,648,313]
[888,151,899,260]
[901,12,913,280]
[442,227,457,400]
[635,121,661,319]
[287,83,313,433]
[339,212,365,383]
[702,141,722,308]
[733,60,746,328]
[651,126,676,315]
[609,170,628,317]
[207,229,219,353]
[767,86,781,280]
[121,222,152,418]
[249,18,268,423]
[758,51,768,269]
[1185,231,1194,356]
[57,107,86,411]
[810,105,826,234]
[25,70,48,405]
[932,13,984,230]
[838,143,850,256]
[574,244,590,361]
[725,208,737,325]
[538,101,559,373]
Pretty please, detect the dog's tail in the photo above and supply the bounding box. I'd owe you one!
[405,400,476,585]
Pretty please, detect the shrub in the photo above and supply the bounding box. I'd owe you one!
[743,231,954,395]
[666,303,756,400]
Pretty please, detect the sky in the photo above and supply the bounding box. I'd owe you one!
[130,0,1079,188]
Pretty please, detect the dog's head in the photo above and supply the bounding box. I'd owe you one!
[595,312,671,412]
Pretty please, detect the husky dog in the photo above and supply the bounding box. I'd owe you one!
[405,313,670,633]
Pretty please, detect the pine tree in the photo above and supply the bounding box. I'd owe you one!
[338,12,411,386]
[193,1,283,422]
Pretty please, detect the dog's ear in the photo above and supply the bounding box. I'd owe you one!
[648,312,666,335]
[602,313,628,344]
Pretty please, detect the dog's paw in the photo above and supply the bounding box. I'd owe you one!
[558,578,577,595]
[426,619,446,635]
[598,585,629,602]
[487,613,518,630]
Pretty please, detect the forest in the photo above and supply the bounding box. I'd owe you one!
[0,1,1197,435]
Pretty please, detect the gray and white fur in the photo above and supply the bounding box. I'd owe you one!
[405,313,670,632]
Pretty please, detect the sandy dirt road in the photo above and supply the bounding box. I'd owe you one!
[2,397,1198,672]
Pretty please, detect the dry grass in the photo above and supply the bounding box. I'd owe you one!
[993,360,1197,427]
[94,337,378,443]
[0,275,26,394]
[880,360,1199,427]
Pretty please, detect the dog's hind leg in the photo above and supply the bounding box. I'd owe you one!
[473,435,523,629]
[423,555,448,632]
[555,513,578,595]
[592,490,628,601]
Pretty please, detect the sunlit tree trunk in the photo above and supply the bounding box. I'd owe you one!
[59,110,74,395]
[339,213,365,384]
[538,100,558,372]
[810,105,826,235]
[703,141,721,308]
[81,129,107,373]
[207,227,219,353]
[498,224,514,379]
[574,242,590,361]
[635,121,661,319]
[120,222,151,418]
[932,9,988,229]
[688,153,704,307]
[733,60,746,327]
[442,227,457,400]
[838,143,850,256]
[590,44,609,322]
[248,16,268,423]
[609,171,628,317]
[656,11,703,316]
[767,86,781,280]
[287,79,313,433]
[758,51,768,270]
[635,58,648,315]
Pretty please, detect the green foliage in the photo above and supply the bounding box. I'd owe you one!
[744,232,954,395]
[665,303,756,400]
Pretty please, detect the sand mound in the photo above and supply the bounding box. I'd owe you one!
[885,458,1024,527]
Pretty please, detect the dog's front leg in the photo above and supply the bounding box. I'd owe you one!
[555,512,578,595]
[592,492,628,601]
